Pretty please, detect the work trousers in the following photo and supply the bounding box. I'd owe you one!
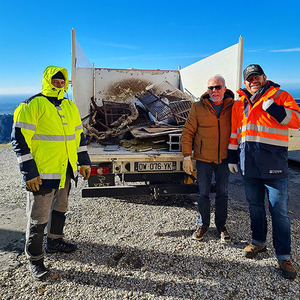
[196,159,229,228]
[242,176,291,260]
[25,171,71,261]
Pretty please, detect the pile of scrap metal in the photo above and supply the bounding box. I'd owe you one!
[83,81,194,150]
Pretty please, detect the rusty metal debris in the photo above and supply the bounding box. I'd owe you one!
[83,81,194,146]
[169,100,193,124]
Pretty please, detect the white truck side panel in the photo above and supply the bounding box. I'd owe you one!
[74,68,94,121]
[179,42,242,99]
[93,69,180,106]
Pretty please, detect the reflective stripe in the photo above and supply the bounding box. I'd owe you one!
[14,121,36,131]
[281,108,294,126]
[77,145,88,153]
[32,134,65,141]
[73,170,78,178]
[238,135,288,147]
[60,115,66,119]
[230,133,237,139]
[17,153,33,163]
[32,134,75,141]
[237,124,287,136]
[56,106,62,111]
[273,90,283,99]
[228,144,238,150]
[75,124,83,131]
[66,134,75,141]
[40,173,61,179]
[63,123,68,125]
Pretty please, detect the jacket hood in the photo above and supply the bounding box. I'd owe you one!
[42,66,69,99]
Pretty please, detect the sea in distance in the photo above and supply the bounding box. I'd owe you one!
[0,92,73,114]
[0,89,300,115]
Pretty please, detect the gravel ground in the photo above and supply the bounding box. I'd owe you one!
[0,145,299,299]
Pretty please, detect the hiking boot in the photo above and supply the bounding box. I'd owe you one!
[243,243,267,258]
[46,238,77,254]
[278,260,297,280]
[28,259,49,281]
[192,226,208,241]
[217,226,231,242]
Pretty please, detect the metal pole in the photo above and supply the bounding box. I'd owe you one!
[71,28,76,103]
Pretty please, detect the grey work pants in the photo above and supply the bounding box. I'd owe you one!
[25,172,71,261]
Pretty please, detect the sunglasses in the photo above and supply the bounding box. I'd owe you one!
[207,85,224,90]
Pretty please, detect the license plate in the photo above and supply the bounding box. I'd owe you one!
[135,161,176,172]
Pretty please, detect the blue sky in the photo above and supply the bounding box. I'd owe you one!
[0,0,300,97]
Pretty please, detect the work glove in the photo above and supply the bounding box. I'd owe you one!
[26,176,42,192]
[183,156,193,175]
[262,98,286,123]
[80,165,91,180]
[228,163,238,174]
[262,98,274,111]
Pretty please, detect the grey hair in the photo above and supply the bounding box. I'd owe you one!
[208,74,226,86]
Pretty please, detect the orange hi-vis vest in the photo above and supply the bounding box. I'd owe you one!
[228,82,300,178]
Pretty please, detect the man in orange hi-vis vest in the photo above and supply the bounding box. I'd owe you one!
[228,64,300,280]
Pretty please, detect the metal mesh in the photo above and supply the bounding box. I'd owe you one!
[136,92,173,121]
[169,100,193,124]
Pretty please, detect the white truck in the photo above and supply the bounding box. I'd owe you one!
[71,29,244,198]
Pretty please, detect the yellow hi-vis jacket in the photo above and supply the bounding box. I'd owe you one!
[12,66,90,189]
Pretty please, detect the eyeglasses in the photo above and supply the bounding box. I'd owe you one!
[207,85,224,91]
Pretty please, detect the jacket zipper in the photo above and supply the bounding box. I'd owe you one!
[217,117,220,163]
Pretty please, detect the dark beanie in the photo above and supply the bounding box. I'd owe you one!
[52,71,65,80]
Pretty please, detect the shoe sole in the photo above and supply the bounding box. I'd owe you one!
[191,232,207,241]
[280,269,297,280]
[28,266,49,281]
[243,246,267,258]
[221,237,231,243]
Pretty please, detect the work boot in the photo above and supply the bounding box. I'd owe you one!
[46,238,77,254]
[243,243,267,258]
[278,260,297,280]
[217,226,231,243]
[28,259,49,281]
[192,226,208,241]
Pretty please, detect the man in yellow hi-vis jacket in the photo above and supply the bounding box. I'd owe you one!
[11,66,91,281]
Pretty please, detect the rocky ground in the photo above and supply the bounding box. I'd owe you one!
[0,145,299,299]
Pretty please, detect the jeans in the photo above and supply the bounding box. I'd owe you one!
[242,176,291,260]
[196,160,229,228]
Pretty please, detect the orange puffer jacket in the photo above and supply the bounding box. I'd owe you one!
[181,89,234,163]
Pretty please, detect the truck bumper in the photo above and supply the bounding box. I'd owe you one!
[82,184,199,198]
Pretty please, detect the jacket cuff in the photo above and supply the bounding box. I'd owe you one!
[265,101,287,123]
[227,149,239,164]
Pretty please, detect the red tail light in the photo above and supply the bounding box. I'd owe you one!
[89,166,111,175]
[102,166,110,174]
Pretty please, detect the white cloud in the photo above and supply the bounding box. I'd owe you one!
[270,48,300,53]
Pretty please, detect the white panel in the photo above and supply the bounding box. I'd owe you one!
[75,68,94,121]
[179,43,240,99]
